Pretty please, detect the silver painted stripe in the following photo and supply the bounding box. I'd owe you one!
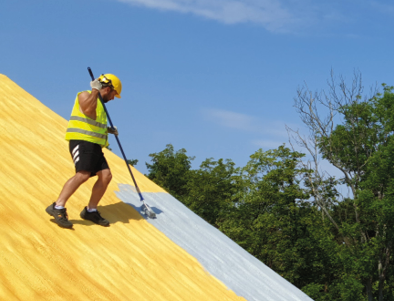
[115,186,313,301]
[70,116,107,129]
[66,128,107,140]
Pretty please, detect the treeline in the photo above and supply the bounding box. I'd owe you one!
[144,74,394,301]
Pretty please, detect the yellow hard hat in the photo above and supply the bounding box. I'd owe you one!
[98,74,122,98]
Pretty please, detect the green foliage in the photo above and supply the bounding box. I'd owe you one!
[146,144,237,225]
[296,81,394,300]
[219,146,343,296]
[146,144,194,200]
[183,158,238,225]
[127,159,138,166]
[145,83,394,300]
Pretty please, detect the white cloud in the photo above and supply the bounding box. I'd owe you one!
[203,108,256,131]
[202,108,294,136]
[202,108,296,149]
[115,0,393,34]
[370,1,394,15]
[116,0,297,32]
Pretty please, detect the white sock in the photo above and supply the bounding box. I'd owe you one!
[87,207,97,213]
[55,205,65,210]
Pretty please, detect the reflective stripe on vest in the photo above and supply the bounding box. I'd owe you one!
[69,116,107,129]
[66,128,107,139]
[65,90,108,147]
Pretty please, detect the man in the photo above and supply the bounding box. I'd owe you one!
[46,74,122,228]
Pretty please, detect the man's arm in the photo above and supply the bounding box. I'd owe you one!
[78,80,101,120]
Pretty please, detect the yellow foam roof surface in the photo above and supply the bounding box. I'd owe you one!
[0,74,245,301]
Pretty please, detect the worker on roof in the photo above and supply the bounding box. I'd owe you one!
[45,74,122,228]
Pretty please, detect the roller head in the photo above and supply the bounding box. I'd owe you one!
[141,203,156,219]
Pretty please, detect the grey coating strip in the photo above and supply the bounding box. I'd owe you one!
[70,116,107,129]
[115,184,314,301]
[66,128,106,139]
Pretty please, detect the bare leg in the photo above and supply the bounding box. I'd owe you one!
[87,169,112,210]
[56,171,91,207]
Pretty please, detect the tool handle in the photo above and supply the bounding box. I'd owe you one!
[87,67,144,201]
[87,67,94,82]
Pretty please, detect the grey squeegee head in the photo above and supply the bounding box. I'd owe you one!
[141,203,157,219]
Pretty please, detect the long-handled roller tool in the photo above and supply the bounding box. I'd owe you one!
[88,67,156,218]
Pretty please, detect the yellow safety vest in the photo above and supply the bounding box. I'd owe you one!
[65,90,108,147]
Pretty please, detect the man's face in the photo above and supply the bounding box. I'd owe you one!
[103,87,118,103]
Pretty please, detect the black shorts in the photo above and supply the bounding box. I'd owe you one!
[69,140,109,177]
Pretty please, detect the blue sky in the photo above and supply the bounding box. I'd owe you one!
[2,0,394,174]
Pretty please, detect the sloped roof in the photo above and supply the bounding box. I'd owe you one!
[0,74,312,301]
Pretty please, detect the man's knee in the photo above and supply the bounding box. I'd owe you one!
[99,169,112,185]
[74,171,91,183]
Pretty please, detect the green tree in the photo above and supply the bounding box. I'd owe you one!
[146,144,194,200]
[146,144,238,226]
[218,146,343,299]
[183,158,238,225]
[293,71,394,300]
[127,159,138,166]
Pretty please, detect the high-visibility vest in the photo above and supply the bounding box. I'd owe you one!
[65,90,108,147]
